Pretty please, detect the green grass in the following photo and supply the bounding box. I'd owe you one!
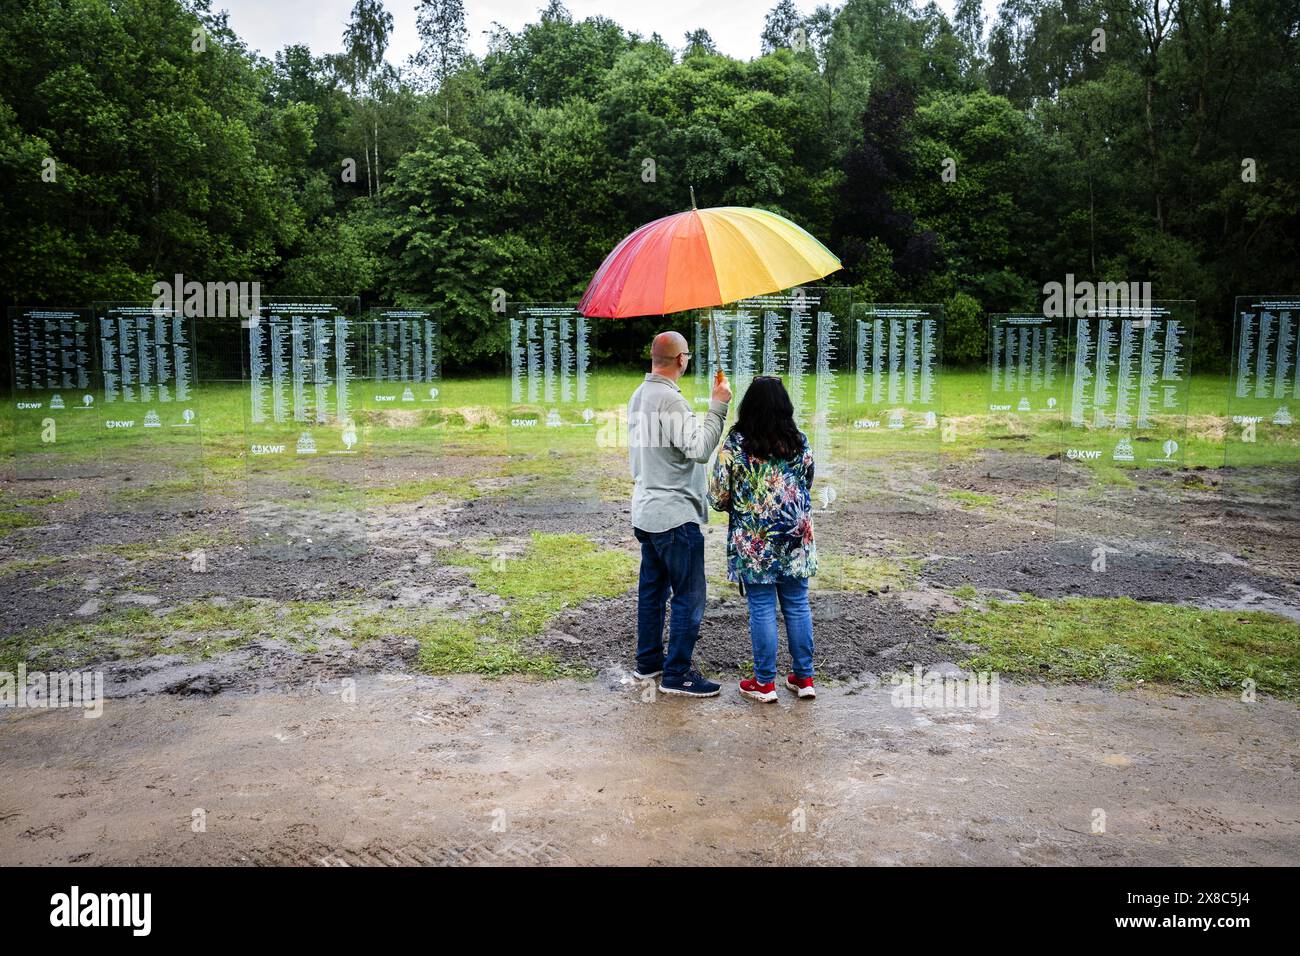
[0,532,637,679]
[424,369,1283,494]
[934,368,1270,476]
[112,478,203,503]
[0,555,65,577]
[0,598,357,672]
[814,553,919,592]
[0,488,83,538]
[12,490,81,506]
[97,528,241,562]
[938,596,1300,698]
[1,370,1280,517]
[419,531,638,676]
[945,489,997,509]
[365,474,492,506]
[0,507,42,536]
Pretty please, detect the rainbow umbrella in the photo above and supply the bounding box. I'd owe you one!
[578,202,841,320]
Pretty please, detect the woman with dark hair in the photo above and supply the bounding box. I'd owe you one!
[707,376,817,702]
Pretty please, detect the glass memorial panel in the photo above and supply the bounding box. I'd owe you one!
[1223,295,1300,522]
[7,307,100,482]
[688,305,739,597]
[191,313,247,535]
[242,297,365,557]
[984,312,1066,480]
[693,289,852,596]
[92,302,203,511]
[1055,300,1193,563]
[506,303,598,513]
[846,303,944,515]
[691,300,762,411]
[794,288,851,598]
[363,307,443,501]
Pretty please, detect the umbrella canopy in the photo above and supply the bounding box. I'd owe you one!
[578,206,841,319]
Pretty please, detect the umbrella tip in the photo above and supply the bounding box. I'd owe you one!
[689,184,697,210]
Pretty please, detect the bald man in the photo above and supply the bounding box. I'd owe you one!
[626,330,732,697]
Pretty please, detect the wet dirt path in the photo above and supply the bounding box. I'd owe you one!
[2,674,1296,866]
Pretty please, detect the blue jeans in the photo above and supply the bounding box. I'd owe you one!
[745,576,814,684]
[634,522,706,679]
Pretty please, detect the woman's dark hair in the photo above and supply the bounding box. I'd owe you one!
[733,376,803,461]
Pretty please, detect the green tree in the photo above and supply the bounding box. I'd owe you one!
[762,0,806,53]
[379,127,518,364]
[339,0,395,196]
[412,0,468,94]
[683,29,719,58]
[0,0,298,304]
[483,7,632,107]
[901,90,1042,308]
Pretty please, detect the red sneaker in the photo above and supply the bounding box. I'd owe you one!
[785,674,816,699]
[739,677,778,702]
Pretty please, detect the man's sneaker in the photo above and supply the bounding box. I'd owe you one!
[739,677,778,702]
[785,674,816,699]
[632,667,662,680]
[658,670,721,697]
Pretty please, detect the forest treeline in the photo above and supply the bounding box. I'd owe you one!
[2,0,1297,369]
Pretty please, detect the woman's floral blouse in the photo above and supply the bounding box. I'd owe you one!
[707,429,817,584]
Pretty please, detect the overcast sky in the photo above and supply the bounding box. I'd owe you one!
[214,0,999,65]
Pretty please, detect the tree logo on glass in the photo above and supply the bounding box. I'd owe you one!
[1146,439,1179,464]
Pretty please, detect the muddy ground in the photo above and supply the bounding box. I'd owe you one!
[547,588,974,681]
[1,445,1298,865]
[2,675,1297,866]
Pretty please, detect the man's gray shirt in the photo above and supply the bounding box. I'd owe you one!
[627,372,729,533]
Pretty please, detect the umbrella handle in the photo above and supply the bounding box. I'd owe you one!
[708,313,726,387]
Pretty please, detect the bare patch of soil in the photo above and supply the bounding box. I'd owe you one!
[923,539,1300,606]
[546,589,974,681]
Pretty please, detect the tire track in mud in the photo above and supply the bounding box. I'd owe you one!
[238,837,573,867]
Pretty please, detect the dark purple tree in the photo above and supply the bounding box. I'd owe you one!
[834,84,941,286]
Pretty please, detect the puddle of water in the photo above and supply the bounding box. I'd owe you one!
[1194,583,1300,623]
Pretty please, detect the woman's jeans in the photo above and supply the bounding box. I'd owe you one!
[745,576,814,684]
